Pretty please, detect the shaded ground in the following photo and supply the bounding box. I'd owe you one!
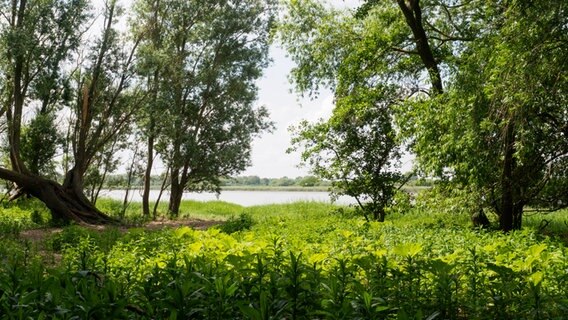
[19,218,223,244]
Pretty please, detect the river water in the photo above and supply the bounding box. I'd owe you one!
[98,189,356,207]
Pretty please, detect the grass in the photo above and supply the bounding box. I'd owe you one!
[1,197,568,318]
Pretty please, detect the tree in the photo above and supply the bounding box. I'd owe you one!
[58,0,143,224]
[0,0,123,224]
[133,0,275,216]
[290,88,402,222]
[0,0,146,224]
[0,0,88,177]
[279,0,568,230]
[278,0,406,221]
[131,0,165,218]
[397,0,568,230]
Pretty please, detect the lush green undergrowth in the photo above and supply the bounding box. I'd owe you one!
[0,199,568,319]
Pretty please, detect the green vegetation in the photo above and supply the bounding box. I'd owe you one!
[0,198,567,318]
[278,0,568,230]
[0,0,566,316]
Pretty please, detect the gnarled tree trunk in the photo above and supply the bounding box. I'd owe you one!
[0,168,115,225]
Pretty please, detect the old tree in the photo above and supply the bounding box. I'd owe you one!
[279,0,568,230]
[0,0,274,224]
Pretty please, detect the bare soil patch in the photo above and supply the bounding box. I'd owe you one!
[19,218,223,244]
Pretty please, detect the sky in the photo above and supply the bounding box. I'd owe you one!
[242,47,335,178]
[243,1,359,178]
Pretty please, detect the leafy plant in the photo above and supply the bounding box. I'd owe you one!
[219,213,255,234]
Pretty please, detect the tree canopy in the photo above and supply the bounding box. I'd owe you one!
[0,0,275,224]
[278,0,568,230]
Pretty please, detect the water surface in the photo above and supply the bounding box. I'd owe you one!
[98,189,356,206]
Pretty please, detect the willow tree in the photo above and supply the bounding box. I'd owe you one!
[133,0,274,216]
[62,0,142,224]
[0,0,139,224]
[396,0,568,231]
[279,0,568,230]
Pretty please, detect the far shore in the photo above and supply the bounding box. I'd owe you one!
[101,185,330,192]
[100,185,429,193]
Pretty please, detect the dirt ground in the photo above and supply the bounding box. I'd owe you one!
[19,218,223,243]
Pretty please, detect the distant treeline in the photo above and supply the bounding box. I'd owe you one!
[89,174,432,189]
[221,176,332,187]
[91,174,333,189]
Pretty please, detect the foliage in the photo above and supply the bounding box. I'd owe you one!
[218,212,255,234]
[280,1,405,222]
[0,198,51,232]
[278,0,568,230]
[1,201,568,318]
[132,0,275,216]
[399,0,568,230]
[20,111,63,177]
[291,91,402,222]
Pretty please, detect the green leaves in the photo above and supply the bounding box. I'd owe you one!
[1,201,568,318]
[289,86,403,221]
[133,0,275,206]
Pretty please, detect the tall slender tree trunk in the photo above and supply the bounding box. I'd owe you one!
[142,132,154,216]
[121,148,139,218]
[6,0,28,175]
[396,0,443,94]
[499,120,523,231]
[144,0,162,216]
[153,167,169,220]
[168,167,182,216]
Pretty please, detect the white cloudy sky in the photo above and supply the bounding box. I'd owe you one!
[243,47,335,178]
[244,1,360,178]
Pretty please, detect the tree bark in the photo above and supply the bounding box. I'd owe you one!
[168,163,190,217]
[168,167,182,216]
[0,168,115,225]
[142,135,153,217]
[153,167,169,220]
[396,0,444,94]
[499,120,523,231]
[376,209,386,222]
[121,145,139,218]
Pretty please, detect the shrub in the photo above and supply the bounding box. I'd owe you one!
[219,212,255,233]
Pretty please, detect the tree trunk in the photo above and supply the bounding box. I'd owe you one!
[376,209,386,222]
[499,120,522,231]
[168,163,190,217]
[168,167,182,216]
[142,133,154,217]
[0,168,116,225]
[121,148,139,218]
[396,0,443,94]
[153,168,169,220]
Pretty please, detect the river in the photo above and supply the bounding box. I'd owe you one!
[98,189,356,206]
